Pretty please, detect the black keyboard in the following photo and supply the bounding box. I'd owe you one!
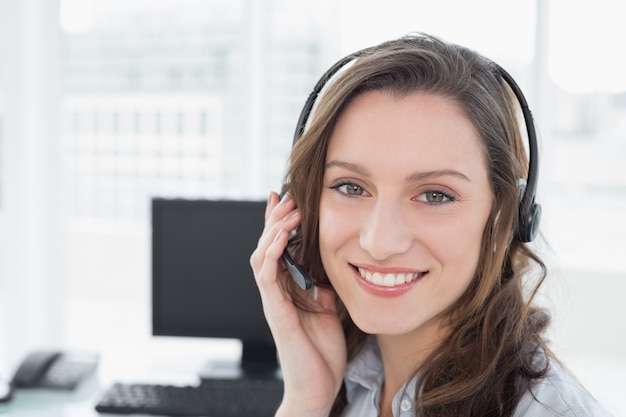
[95,378,283,416]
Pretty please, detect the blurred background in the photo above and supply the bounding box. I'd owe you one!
[0,0,624,414]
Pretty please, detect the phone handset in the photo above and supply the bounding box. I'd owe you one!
[282,249,313,290]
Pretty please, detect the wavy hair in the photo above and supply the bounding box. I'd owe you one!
[282,33,551,417]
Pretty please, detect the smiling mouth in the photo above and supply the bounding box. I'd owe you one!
[357,267,428,287]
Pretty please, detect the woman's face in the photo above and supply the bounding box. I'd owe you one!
[319,90,493,343]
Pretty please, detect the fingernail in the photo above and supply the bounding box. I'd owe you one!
[280,192,290,203]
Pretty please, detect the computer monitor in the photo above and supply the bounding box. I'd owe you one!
[151,198,276,375]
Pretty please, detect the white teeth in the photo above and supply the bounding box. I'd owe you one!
[358,268,423,287]
[382,274,395,287]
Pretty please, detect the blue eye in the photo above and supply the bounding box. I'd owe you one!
[331,182,366,196]
[418,190,454,204]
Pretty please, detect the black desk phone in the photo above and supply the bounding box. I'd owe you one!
[11,350,99,391]
[0,377,12,403]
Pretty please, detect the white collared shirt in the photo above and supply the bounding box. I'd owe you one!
[341,337,613,417]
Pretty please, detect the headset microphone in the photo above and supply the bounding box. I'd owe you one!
[282,44,542,290]
[281,250,313,290]
[279,190,313,290]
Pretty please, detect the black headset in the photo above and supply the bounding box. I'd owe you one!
[283,46,542,290]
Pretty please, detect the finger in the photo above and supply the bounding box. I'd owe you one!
[266,192,296,225]
[258,226,291,287]
[255,227,297,314]
[254,207,301,261]
[265,191,279,222]
[253,193,296,254]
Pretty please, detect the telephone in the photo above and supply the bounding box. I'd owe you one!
[0,376,12,403]
[11,350,99,391]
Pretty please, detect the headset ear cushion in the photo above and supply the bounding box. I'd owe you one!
[516,202,542,243]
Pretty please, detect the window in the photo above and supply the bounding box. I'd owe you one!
[60,0,336,221]
[541,0,626,273]
[58,0,338,348]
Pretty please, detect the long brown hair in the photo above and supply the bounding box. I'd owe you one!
[282,33,551,417]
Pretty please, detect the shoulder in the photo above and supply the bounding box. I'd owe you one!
[513,362,613,417]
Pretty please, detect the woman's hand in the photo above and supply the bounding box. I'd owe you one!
[250,192,347,417]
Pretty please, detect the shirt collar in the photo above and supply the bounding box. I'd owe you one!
[344,335,384,402]
[344,336,419,414]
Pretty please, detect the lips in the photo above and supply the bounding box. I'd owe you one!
[357,267,427,287]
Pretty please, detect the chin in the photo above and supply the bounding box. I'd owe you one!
[350,309,416,336]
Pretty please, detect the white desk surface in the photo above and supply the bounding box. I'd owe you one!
[0,339,243,417]
[0,342,624,417]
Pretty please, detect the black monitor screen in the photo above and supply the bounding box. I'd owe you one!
[152,198,275,370]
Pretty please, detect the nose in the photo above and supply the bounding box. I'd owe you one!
[359,199,413,261]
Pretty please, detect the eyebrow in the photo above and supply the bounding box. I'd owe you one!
[325,160,472,182]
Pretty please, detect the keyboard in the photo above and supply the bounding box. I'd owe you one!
[95,377,283,416]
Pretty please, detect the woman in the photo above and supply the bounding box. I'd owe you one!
[250,33,611,417]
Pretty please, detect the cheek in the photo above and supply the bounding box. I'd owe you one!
[426,202,490,279]
[318,199,344,255]
[318,202,340,285]
[442,211,490,283]
[318,195,360,276]
[445,219,484,256]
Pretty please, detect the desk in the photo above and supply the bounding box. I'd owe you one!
[1,345,624,416]
[0,339,242,417]
[0,377,102,417]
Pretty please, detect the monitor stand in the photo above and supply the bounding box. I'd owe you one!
[198,340,281,380]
